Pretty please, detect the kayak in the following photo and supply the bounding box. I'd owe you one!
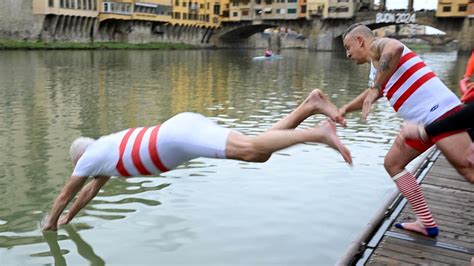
[252,55,283,61]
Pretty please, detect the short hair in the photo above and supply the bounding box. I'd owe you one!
[69,136,95,164]
[342,23,374,40]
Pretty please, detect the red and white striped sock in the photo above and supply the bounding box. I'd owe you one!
[392,170,437,228]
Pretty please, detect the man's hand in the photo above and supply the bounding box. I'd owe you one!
[361,89,380,121]
[42,217,58,231]
[400,122,426,141]
[58,214,70,226]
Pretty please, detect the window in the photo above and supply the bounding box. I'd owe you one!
[175,0,179,5]
[301,5,306,13]
[49,0,54,7]
[337,6,349,12]
[213,4,220,14]
[183,2,186,7]
[71,0,75,9]
[233,11,238,16]
[459,4,467,12]
[242,10,249,15]
[207,3,209,9]
[288,0,297,3]
[287,8,296,13]
[442,6,451,12]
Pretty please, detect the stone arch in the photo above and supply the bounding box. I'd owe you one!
[218,23,278,40]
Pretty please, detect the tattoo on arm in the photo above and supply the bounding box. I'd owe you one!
[379,53,393,72]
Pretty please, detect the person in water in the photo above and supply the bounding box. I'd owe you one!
[42,89,352,231]
[264,50,273,57]
[334,23,473,238]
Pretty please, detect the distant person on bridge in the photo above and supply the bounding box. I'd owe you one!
[42,89,352,231]
[334,23,473,238]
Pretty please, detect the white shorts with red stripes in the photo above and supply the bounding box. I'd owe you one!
[157,112,232,170]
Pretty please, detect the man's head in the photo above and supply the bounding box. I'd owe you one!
[69,137,95,165]
[342,23,375,65]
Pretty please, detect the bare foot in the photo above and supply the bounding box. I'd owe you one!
[303,89,341,122]
[395,220,439,237]
[316,120,352,165]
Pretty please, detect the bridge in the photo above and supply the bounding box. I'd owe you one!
[388,34,456,46]
[212,10,472,51]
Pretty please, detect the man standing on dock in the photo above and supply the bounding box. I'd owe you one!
[335,23,474,238]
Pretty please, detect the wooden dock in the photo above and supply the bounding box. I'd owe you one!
[345,150,474,265]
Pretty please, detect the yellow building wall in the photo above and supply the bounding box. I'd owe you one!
[171,0,221,27]
[436,0,469,17]
[307,0,326,17]
[33,0,99,16]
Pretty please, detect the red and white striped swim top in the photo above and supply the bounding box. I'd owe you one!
[370,45,460,124]
[72,125,169,177]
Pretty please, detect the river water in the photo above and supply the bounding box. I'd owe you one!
[0,49,468,265]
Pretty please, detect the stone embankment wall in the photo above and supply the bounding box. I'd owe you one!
[458,17,473,53]
[0,0,43,40]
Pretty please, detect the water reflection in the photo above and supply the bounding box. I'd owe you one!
[39,226,105,266]
[0,49,467,264]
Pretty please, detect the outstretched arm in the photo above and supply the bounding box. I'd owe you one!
[336,88,380,123]
[401,102,474,141]
[43,176,88,231]
[359,38,404,120]
[370,38,404,89]
[340,88,371,114]
[58,176,110,226]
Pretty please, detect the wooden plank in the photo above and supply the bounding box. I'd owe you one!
[422,187,473,205]
[366,254,417,265]
[424,178,474,192]
[395,213,473,244]
[377,237,472,264]
[364,154,474,265]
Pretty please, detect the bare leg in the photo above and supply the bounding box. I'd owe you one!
[269,89,342,131]
[467,143,474,168]
[226,120,352,165]
[436,132,474,184]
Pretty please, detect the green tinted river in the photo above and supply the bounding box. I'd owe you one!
[0,49,468,265]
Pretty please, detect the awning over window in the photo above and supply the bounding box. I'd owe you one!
[263,7,272,12]
[135,2,158,8]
